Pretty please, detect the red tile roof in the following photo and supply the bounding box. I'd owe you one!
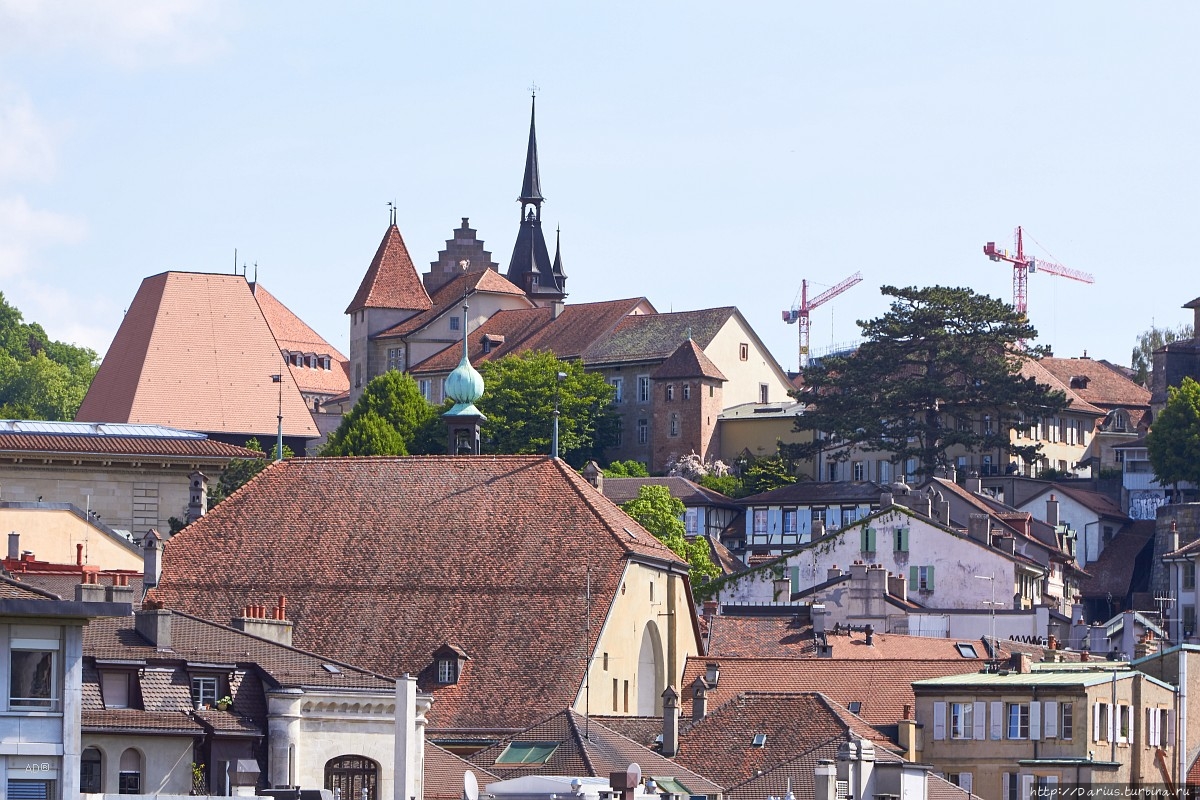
[377,268,530,340]
[1022,483,1128,520]
[601,477,741,509]
[652,339,727,381]
[678,654,985,728]
[76,272,319,438]
[151,455,689,735]
[81,709,204,734]
[346,224,432,313]
[253,283,350,397]
[583,308,736,366]
[467,709,722,794]
[0,431,262,460]
[1039,357,1151,410]
[426,743,500,800]
[1019,359,1105,416]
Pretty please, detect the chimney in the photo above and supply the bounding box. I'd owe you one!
[1047,634,1058,651]
[552,300,565,319]
[186,470,208,524]
[837,738,877,800]
[1046,494,1060,528]
[814,760,837,800]
[1010,652,1032,674]
[912,494,932,519]
[661,685,679,757]
[142,529,162,588]
[773,577,791,602]
[966,471,983,495]
[897,705,922,762]
[135,606,173,649]
[812,517,826,538]
[968,514,991,543]
[936,497,950,527]
[581,461,603,492]
[106,578,135,606]
[1171,521,1180,554]
[888,572,908,603]
[702,600,718,623]
[880,491,894,509]
[7,531,17,561]
[827,565,843,581]
[74,577,106,603]
[691,676,708,722]
[704,662,720,687]
[999,535,1016,555]
[76,543,83,566]
[865,566,887,618]
[230,596,294,647]
[864,624,875,646]
[812,603,828,635]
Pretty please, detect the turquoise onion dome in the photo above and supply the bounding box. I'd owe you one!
[443,302,487,419]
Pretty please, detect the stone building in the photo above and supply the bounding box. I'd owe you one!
[1151,296,1200,411]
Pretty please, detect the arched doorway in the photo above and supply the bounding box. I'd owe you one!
[636,621,665,715]
[325,755,379,800]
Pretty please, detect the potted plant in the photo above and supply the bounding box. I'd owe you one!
[216,695,233,712]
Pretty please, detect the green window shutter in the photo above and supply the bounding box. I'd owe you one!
[861,528,869,551]
[910,566,919,587]
[790,566,800,594]
[927,565,935,590]
[895,527,909,551]
[868,527,876,551]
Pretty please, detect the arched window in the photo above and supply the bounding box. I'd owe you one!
[80,747,103,793]
[636,622,665,716]
[325,755,379,800]
[118,748,142,794]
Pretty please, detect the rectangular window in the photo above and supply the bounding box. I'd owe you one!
[894,527,909,552]
[437,659,458,684]
[610,377,624,403]
[951,702,974,739]
[739,343,749,361]
[1096,702,1110,741]
[1185,605,1196,638]
[418,379,432,402]
[1007,703,1030,739]
[9,649,56,709]
[603,653,609,670]
[191,676,218,709]
[387,348,404,372]
[666,384,675,401]
[827,462,837,481]
[682,384,691,400]
[102,671,130,709]
[636,418,649,445]
[759,383,769,404]
[753,509,768,536]
[614,418,623,446]
[637,376,651,403]
[852,461,865,481]
[685,508,698,535]
[782,509,798,537]
[1061,702,1073,740]
[668,413,680,437]
[913,565,935,592]
[623,680,629,713]
[449,315,460,331]
[1185,562,1196,591]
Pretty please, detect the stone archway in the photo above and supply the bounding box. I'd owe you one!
[636,620,665,716]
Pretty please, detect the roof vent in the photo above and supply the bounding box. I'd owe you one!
[624,527,638,540]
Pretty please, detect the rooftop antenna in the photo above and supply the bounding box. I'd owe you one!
[388,201,396,226]
[233,248,237,275]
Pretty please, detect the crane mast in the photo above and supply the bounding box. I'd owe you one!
[782,271,863,370]
[983,226,1094,316]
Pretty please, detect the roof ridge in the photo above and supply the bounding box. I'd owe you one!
[565,709,598,776]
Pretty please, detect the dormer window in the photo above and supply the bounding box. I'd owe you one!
[438,658,458,684]
[432,643,469,685]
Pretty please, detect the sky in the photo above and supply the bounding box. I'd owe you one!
[1,3,1197,374]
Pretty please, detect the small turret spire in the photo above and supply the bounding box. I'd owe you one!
[519,94,544,207]
[552,225,566,281]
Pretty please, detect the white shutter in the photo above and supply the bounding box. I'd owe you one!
[1021,774,1034,800]
[1119,705,1129,743]
[1002,773,1010,800]
[1030,701,1041,740]
[933,701,947,740]
[1148,708,1157,748]
[1107,703,1115,742]
[991,701,1004,740]
[973,701,987,740]
[1044,701,1058,738]
[961,773,973,793]
[1092,703,1101,742]
[1168,709,1177,746]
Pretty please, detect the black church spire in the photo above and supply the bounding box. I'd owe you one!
[506,93,565,305]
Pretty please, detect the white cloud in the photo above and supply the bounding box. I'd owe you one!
[0,90,56,182]
[0,0,235,67]
[0,195,84,280]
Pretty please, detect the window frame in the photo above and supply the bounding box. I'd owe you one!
[1006,702,1030,740]
[9,647,58,710]
[191,675,219,709]
[950,702,974,740]
[637,375,651,404]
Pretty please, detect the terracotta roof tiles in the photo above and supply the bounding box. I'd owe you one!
[651,339,727,381]
[583,308,735,366]
[346,224,432,314]
[1039,357,1151,410]
[425,744,500,800]
[376,267,530,340]
[151,455,687,734]
[601,477,741,509]
[0,431,261,460]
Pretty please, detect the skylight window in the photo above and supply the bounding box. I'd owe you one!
[848,701,862,714]
[751,734,767,747]
[322,664,341,674]
[955,643,979,658]
[494,742,559,765]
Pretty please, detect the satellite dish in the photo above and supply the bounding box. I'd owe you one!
[626,763,642,789]
[464,770,479,800]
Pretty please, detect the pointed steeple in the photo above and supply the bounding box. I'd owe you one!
[505,94,565,305]
[551,225,566,283]
[519,95,543,205]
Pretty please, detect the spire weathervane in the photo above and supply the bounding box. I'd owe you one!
[388,201,397,226]
[528,81,539,97]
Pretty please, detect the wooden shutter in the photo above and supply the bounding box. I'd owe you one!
[910,566,919,587]
[933,701,946,740]
[961,773,973,793]
[973,701,986,740]
[927,565,935,590]
[1044,700,1058,738]
[1030,701,1041,739]
[991,701,1004,740]
[790,566,800,595]
[1002,773,1010,800]
[1148,708,1158,748]
[1168,710,1177,744]
[1093,702,1101,742]
[1107,703,1114,742]
[1021,774,1034,800]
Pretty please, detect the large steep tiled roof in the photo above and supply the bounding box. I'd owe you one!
[679,653,984,728]
[252,283,350,397]
[652,339,727,381]
[0,575,61,600]
[346,224,432,314]
[1039,357,1151,409]
[377,268,530,340]
[76,272,319,438]
[467,709,722,794]
[151,456,688,734]
[583,308,736,366]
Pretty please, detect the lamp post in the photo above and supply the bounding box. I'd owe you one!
[551,371,567,459]
[271,368,284,462]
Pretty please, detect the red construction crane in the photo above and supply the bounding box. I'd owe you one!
[782,271,863,370]
[983,226,1094,316]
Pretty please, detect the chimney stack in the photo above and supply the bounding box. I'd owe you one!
[827,565,843,581]
[814,760,837,800]
[581,461,603,493]
[142,529,162,588]
[135,606,173,649]
[812,518,826,538]
[186,470,208,524]
[704,662,720,687]
[230,596,294,647]
[691,677,708,722]
[1046,494,1060,528]
[74,577,106,603]
[1171,521,1180,554]
[7,531,17,561]
[888,572,908,603]
[880,491,894,509]
[968,514,991,543]
[865,624,875,646]
[661,685,680,757]
[936,497,950,527]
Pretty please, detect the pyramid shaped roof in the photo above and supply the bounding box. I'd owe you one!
[346,224,432,314]
[652,338,727,381]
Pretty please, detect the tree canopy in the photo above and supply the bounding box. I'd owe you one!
[791,285,1068,479]
[322,371,440,456]
[602,459,650,477]
[0,292,99,420]
[476,351,617,466]
[1147,376,1200,496]
[1131,323,1193,385]
[621,485,719,588]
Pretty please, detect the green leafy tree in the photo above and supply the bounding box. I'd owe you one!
[697,473,746,498]
[792,285,1068,479]
[476,351,617,467]
[621,485,719,587]
[201,437,278,511]
[1147,376,1200,499]
[0,292,98,420]
[741,455,798,496]
[1131,323,1194,386]
[323,371,438,456]
[603,459,650,477]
